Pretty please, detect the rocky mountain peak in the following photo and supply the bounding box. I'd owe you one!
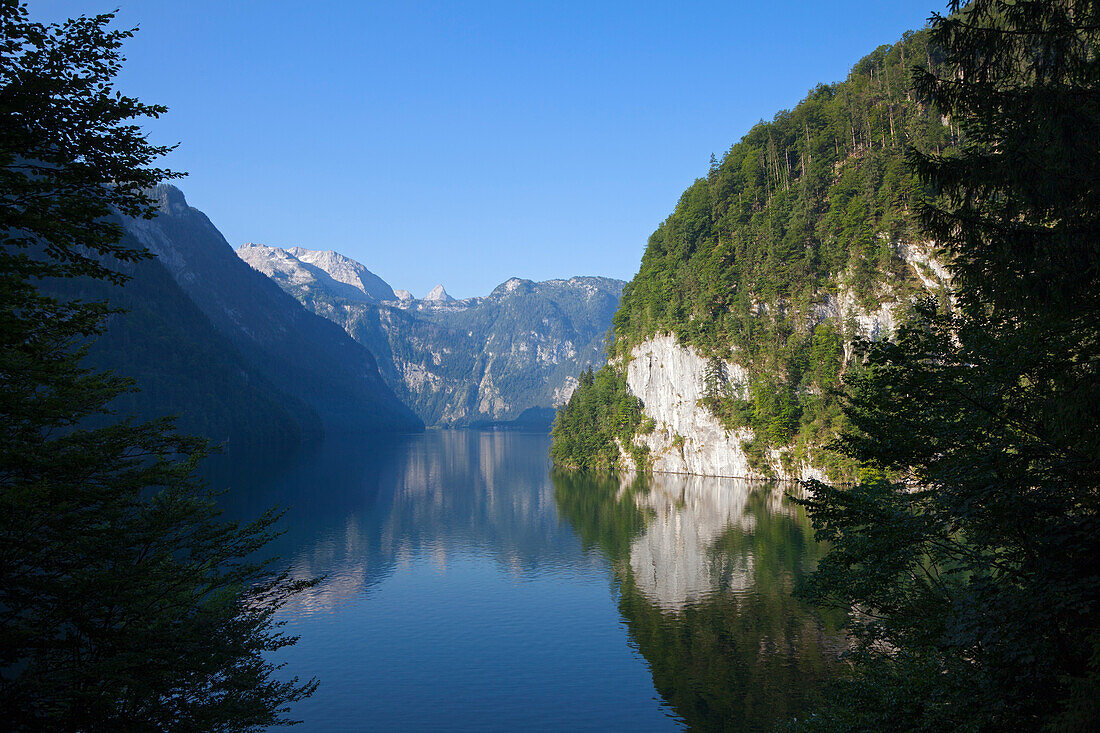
[424,284,453,302]
[235,243,396,303]
[284,247,396,302]
[151,183,189,215]
[490,277,535,298]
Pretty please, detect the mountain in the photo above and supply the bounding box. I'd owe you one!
[55,246,315,453]
[551,28,953,479]
[238,244,625,428]
[423,284,453,303]
[237,243,396,303]
[60,185,423,449]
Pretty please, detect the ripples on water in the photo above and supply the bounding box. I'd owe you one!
[213,431,844,731]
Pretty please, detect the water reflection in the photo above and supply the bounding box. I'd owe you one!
[212,434,842,730]
[553,471,846,732]
[212,432,681,731]
[218,431,589,617]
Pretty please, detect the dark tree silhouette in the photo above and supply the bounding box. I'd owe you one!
[797,2,1100,729]
[0,3,316,729]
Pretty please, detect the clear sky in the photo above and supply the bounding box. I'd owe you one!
[36,1,939,299]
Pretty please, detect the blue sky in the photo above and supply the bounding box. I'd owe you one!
[37,1,938,298]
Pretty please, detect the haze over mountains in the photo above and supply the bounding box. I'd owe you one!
[238,243,624,428]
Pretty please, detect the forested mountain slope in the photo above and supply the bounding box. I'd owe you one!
[240,243,624,428]
[552,28,953,478]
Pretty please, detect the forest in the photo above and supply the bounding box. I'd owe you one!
[553,26,954,474]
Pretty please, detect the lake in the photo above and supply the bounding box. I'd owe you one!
[215,430,844,731]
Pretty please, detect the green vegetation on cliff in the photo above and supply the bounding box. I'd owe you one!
[795,1,1100,728]
[554,26,952,472]
[549,366,648,471]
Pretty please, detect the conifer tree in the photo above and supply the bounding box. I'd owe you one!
[797,2,1100,729]
[1,3,316,728]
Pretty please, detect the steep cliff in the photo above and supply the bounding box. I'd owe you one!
[239,243,624,428]
[552,28,953,478]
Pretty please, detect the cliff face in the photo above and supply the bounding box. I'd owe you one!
[621,335,756,478]
[618,238,949,479]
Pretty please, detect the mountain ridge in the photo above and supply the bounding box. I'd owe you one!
[238,242,625,428]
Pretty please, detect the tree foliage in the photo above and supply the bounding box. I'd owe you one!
[796,2,1100,729]
[557,26,953,473]
[1,3,315,728]
[550,365,647,471]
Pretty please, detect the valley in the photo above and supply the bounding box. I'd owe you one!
[239,242,623,429]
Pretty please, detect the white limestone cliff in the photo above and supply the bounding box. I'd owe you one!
[615,240,949,480]
[619,335,823,481]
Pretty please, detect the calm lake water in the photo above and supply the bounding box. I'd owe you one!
[215,430,844,732]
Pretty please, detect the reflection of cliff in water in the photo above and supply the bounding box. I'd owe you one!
[218,431,581,616]
[630,475,773,611]
[553,471,845,732]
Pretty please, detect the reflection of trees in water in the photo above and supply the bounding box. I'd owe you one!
[269,431,577,615]
[553,471,846,732]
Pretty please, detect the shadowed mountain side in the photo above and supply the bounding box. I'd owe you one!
[45,249,315,453]
[126,186,422,435]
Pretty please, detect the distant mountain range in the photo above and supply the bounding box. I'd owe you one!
[238,243,624,428]
[49,184,619,445]
[54,185,423,452]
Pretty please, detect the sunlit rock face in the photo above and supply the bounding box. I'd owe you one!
[618,241,951,479]
[238,243,396,303]
[238,243,625,427]
[626,474,792,612]
[621,336,822,480]
[623,336,759,478]
[422,283,454,303]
